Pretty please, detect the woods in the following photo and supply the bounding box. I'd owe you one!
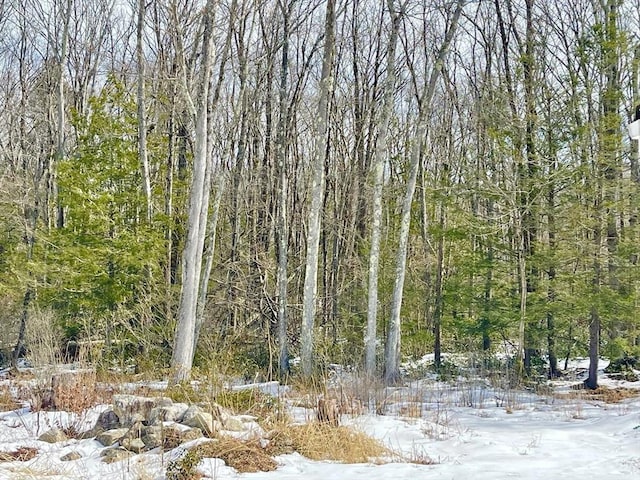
[1,0,639,388]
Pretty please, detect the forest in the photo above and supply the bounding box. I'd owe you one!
[0,0,639,389]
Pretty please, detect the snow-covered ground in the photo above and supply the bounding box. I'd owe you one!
[0,360,638,480]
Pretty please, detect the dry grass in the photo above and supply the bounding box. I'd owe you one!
[267,422,389,463]
[0,385,19,411]
[557,386,640,404]
[194,438,277,473]
[403,444,438,465]
[399,401,423,418]
[0,447,39,462]
[25,369,101,414]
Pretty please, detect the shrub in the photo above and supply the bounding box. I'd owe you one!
[166,449,203,480]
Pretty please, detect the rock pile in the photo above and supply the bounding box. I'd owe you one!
[37,394,264,463]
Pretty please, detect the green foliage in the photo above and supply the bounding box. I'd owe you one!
[31,78,168,353]
[166,449,203,480]
[215,389,280,418]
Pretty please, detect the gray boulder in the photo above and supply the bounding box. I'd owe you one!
[100,447,132,464]
[38,428,68,443]
[96,428,129,447]
[148,402,189,425]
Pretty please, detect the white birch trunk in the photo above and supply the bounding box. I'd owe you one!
[365,0,401,378]
[301,0,335,378]
[384,1,463,384]
[194,171,226,351]
[170,0,216,384]
[137,0,152,223]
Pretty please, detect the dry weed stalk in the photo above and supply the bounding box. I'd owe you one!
[267,422,389,463]
[317,397,340,426]
[0,447,38,462]
[194,438,277,473]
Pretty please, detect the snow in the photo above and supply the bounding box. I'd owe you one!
[0,363,638,480]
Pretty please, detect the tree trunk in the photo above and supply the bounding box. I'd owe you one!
[276,0,294,377]
[194,173,226,352]
[170,0,216,384]
[301,0,335,377]
[54,0,73,229]
[137,0,152,223]
[586,0,622,390]
[585,307,600,390]
[433,201,445,371]
[12,289,32,368]
[384,1,463,384]
[365,0,401,378]
[545,86,559,378]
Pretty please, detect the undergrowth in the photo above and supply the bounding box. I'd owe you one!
[266,422,389,463]
[195,438,277,473]
[557,386,640,404]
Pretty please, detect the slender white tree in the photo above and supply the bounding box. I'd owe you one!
[137,0,152,223]
[170,0,216,384]
[365,0,403,378]
[276,0,295,377]
[384,0,463,384]
[300,0,336,377]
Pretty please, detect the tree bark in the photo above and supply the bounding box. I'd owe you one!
[365,0,401,379]
[276,0,294,377]
[384,1,463,384]
[55,0,73,229]
[137,0,152,223]
[170,0,216,384]
[301,0,335,377]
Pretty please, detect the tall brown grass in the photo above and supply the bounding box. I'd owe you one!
[267,422,389,463]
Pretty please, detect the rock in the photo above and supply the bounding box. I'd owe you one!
[115,421,148,453]
[96,428,129,447]
[38,428,68,443]
[60,451,82,461]
[148,403,189,425]
[179,427,204,443]
[137,423,206,451]
[121,437,146,453]
[222,416,246,432]
[236,414,258,422]
[182,410,218,437]
[112,394,158,427]
[100,447,132,464]
[96,409,121,431]
[242,421,266,439]
[181,404,204,422]
[141,425,164,450]
[156,396,174,407]
[124,421,144,438]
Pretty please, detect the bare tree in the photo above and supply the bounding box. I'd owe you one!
[276,0,295,377]
[365,0,402,378]
[137,0,152,223]
[384,0,463,384]
[170,0,217,384]
[300,0,336,377]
